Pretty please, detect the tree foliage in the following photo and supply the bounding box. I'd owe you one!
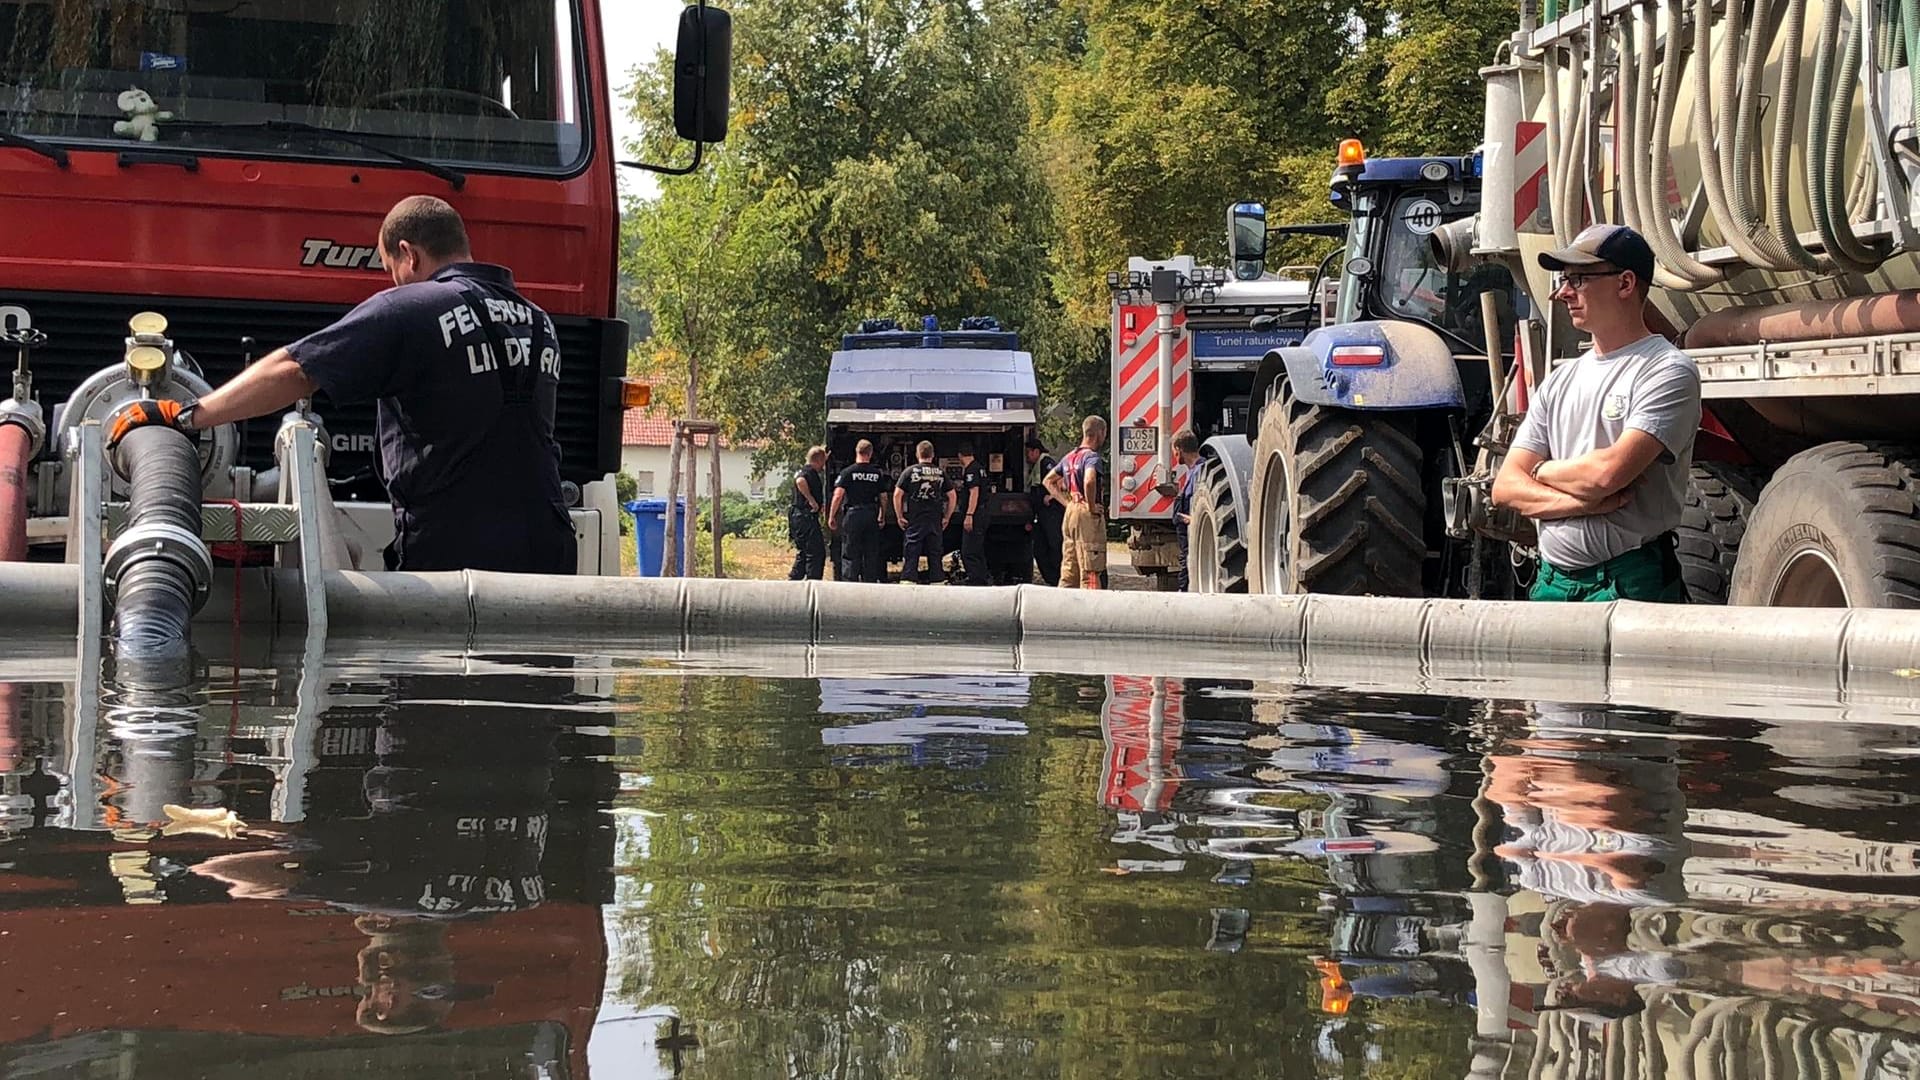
[620,0,1517,439]
[622,0,1060,464]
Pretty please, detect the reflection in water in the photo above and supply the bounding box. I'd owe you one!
[2,654,1920,1076]
[0,650,615,1076]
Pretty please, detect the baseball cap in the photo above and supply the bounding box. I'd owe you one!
[1539,224,1656,287]
[1025,434,1047,450]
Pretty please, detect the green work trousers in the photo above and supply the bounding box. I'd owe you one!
[1530,534,1688,603]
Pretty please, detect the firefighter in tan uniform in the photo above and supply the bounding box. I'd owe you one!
[1043,415,1109,589]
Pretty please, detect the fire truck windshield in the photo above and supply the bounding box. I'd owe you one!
[0,0,588,174]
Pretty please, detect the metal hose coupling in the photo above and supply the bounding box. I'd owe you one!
[104,519,213,613]
[0,397,45,458]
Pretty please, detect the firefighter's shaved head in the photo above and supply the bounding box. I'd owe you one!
[379,195,472,286]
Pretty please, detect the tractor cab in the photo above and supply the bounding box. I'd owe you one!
[1326,139,1523,359]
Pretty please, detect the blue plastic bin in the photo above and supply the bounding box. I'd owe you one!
[625,497,688,576]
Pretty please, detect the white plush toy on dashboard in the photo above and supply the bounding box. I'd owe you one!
[113,89,173,142]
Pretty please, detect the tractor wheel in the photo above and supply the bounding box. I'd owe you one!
[1729,441,1920,607]
[1246,379,1426,596]
[1187,455,1248,593]
[1675,462,1764,605]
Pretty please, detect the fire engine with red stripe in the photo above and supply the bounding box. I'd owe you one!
[1104,217,1326,587]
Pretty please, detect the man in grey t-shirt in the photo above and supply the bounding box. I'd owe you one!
[1493,225,1701,602]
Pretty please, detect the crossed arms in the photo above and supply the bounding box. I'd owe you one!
[1491,429,1668,521]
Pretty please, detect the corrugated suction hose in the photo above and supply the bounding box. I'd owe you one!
[108,424,210,677]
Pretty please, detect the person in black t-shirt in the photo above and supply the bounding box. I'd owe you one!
[892,440,954,584]
[828,439,888,583]
[958,442,991,586]
[1025,435,1063,586]
[166,195,575,574]
[788,445,828,581]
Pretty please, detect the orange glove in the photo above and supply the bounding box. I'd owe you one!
[106,399,189,448]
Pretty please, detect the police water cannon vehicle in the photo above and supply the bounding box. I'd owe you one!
[824,315,1043,583]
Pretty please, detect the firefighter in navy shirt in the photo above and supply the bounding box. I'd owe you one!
[142,195,576,574]
[788,446,829,581]
[957,442,992,585]
[892,440,955,584]
[828,439,888,583]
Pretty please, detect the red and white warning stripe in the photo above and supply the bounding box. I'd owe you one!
[1109,303,1191,519]
[1512,121,1549,232]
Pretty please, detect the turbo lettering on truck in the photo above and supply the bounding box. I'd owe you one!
[298,239,385,271]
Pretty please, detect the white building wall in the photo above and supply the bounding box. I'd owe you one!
[620,445,781,498]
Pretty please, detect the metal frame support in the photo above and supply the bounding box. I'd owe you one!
[63,422,103,831]
[273,623,327,823]
[286,422,329,641]
[65,423,104,650]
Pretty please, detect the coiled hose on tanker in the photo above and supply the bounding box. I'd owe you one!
[108,424,209,683]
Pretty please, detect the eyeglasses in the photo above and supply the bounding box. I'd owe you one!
[1552,270,1627,293]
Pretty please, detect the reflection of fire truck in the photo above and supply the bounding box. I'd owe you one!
[0,660,619,1075]
[0,899,606,1074]
[1098,675,1188,813]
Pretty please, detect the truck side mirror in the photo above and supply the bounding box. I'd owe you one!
[625,2,731,175]
[1228,202,1267,281]
[673,2,732,144]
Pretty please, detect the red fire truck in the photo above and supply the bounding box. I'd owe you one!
[0,0,727,573]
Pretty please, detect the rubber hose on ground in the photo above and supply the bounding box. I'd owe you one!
[111,424,203,670]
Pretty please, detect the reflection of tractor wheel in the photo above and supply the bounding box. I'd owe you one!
[1729,441,1920,607]
[1676,462,1763,605]
[1188,456,1248,593]
[1246,379,1426,596]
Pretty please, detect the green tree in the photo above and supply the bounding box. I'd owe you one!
[620,0,1062,465]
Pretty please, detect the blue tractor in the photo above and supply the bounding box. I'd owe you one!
[1188,139,1530,597]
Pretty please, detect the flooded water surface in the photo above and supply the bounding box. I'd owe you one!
[2,651,1920,1077]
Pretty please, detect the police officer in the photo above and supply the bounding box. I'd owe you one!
[828,439,888,582]
[137,195,575,573]
[892,440,954,584]
[788,445,828,581]
[957,441,991,586]
[1024,434,1063,586]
